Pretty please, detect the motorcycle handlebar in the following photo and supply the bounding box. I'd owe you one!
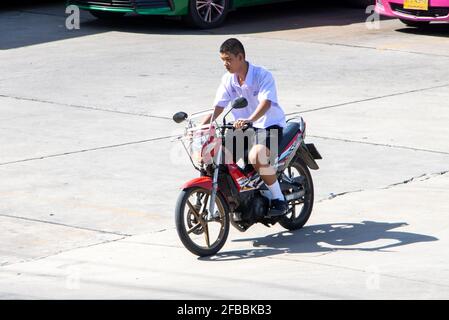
[223,122,253,130]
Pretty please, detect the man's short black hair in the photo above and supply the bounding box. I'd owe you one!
[220,38,245,57]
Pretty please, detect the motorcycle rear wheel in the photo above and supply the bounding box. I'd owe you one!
[175,187,230,257]
[279,158,314,230]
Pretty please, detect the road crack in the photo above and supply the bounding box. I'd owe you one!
[286,83,449,115]
[309,135,449,156]
[307,40,449,59]
[0,235,128,268]
[0,135,176,166]
[0,226,169,268]
[0,94,172,121]
[381,170,449,190]
[0,213,131,237]
[319,170,449,203]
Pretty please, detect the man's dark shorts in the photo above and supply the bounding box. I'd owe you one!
[225,125,283,165]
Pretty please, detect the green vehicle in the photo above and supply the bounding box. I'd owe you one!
[68,0,371,29]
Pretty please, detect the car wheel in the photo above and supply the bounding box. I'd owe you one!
[89,10,126,20]
[185,0,229,29]
[400,19,431,28]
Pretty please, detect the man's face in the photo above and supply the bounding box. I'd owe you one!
[220,52,244,74]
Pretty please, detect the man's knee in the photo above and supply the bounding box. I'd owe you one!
[249,145,270,165]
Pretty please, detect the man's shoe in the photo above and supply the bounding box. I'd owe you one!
[267,199,288,217]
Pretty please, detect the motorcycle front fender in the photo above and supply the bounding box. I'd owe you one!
[181,176,214,191]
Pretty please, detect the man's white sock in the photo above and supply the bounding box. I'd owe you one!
[266,181,285,201]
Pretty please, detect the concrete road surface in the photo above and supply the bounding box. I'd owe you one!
[0,1,448,299]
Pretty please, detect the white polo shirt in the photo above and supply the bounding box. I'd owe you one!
[213,62,286,129]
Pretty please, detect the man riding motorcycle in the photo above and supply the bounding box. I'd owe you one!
[202,38,288,217]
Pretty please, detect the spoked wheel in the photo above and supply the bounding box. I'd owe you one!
[279,158,314,231]
[175,187,230,256]
[185,0,229,29]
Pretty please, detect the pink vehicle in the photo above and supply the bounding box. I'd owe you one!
[375,0,449,27]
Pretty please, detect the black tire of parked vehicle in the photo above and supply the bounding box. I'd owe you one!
[89,10,126,20]
[278,158,314,231]
[185,0,230,29]
[400,19,431,28]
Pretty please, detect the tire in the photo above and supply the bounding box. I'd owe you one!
[89,10,126,20]
[184,0,230,29]
[278,158,314,231]
[400,19,430,28]
[175,187,230,257]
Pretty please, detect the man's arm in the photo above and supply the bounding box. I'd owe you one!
[248,99,271,123]
[234,100,271,129]
[235,69,278,128]
[201,106,225,125]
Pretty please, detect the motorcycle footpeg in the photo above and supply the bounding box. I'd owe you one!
[266,208,288,218]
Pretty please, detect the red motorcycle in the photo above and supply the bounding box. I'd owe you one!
[172,98,322,257]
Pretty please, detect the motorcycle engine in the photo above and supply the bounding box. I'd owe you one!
[237,192,269,224]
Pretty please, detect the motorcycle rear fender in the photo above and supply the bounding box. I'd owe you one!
[297,143,321,170]
[181,176,214,191]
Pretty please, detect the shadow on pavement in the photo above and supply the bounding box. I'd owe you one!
[1,1,370,50]
[0,0,62,9]
[201,220,438,261]
[396,23,449,38]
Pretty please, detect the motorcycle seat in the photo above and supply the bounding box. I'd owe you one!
[279,122,301,153]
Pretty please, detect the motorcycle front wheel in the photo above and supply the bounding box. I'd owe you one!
[175,187,230,257]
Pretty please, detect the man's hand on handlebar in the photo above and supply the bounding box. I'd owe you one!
[233,119,252,130]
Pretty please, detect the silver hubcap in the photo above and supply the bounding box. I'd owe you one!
[196,0,226,23]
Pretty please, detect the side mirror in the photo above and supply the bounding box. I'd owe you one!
[231,97,248,109]
[173,111,188,123]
